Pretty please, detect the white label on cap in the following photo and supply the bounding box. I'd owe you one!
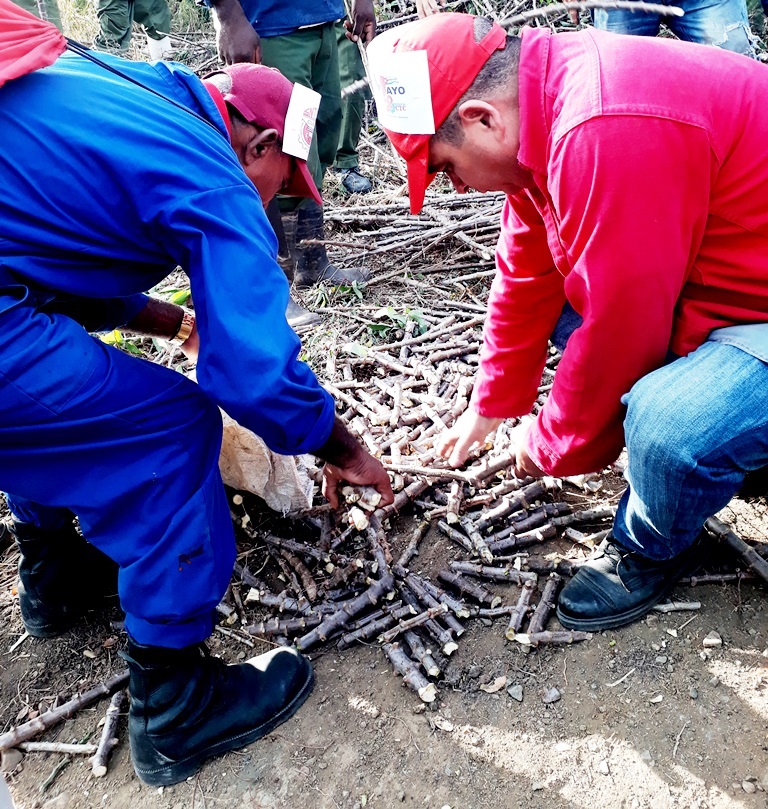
[283,83,321,161]
[367,32,435,135]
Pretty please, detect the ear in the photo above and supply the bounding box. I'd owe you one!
[243,127,280,166]
[456,100,505,137]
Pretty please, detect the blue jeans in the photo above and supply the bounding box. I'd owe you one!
[551,304,768,560]
[592,0,756,58]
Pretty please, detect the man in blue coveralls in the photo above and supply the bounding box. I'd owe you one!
[0,4,393,787]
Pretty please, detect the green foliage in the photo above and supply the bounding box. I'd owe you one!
[170,289,192,306]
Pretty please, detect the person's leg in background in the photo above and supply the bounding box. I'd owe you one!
[261,26,368,292]
[93,0,134,52]
[333,25,373,195]
[3,496,118,637]
[558,340,768,629]
[0,293,313,786]
[670,0,756,55]
[14,0,62,31]
[134,0,173,59]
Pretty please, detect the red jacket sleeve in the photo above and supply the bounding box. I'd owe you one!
[525,116,712,475]
[472,192,566,419]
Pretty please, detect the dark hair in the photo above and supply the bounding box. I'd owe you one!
[434,19,520,147]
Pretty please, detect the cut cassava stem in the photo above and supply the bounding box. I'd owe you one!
[0,670,129,752]
[505,579,537,640]
[526,573,563,636]
[382,642,437,703]
[90,688,126,777]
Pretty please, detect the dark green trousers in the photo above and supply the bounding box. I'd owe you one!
[260,22,342,192]
[16,0,62,31]
[94,0,171,51]
[334,24,370,170]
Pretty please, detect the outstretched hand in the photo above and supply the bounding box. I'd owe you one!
[436,409,503,468]
[436,411,546,479]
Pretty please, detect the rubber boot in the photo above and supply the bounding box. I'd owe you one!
[264,200,320,331]
[124,639,314,786]
[13,517,119,638]
[146,35,172,60]
[294,200,370,289]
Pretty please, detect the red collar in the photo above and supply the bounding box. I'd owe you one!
[202,79,232,140]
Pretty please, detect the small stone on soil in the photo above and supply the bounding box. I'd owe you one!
[598,760,610,776]
[542,687,561,704]
[742,781,757,794]
[689,687,699,699]
[507,684,524,702]
[703,631,722,648]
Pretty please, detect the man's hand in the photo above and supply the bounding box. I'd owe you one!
[316,416,394,509]
[436,409,503,468]
[345,0,376,44]
[512,441,545,479]
[322,450,394,510]
[415,0,446,18]
[179,321,199,362]
[212,0,261,64]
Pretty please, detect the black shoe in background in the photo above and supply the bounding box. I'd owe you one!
[12,516,119,637]
[336,166,372,195]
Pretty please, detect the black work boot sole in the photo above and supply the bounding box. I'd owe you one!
[133,657,315,787]
[556,541,703,632]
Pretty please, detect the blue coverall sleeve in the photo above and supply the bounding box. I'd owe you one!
[158,185,336,456]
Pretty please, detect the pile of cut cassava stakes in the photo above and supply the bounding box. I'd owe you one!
[226,312,768,704]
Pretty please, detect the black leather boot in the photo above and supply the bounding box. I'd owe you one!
[293,200,370,289]
[124,640,314,786]
[12,516,119,638]
[265,200,320,330]
[556,535,704,632]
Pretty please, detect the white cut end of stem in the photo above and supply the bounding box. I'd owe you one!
[418,683,437,703]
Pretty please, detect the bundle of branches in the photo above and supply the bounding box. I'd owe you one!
[220,305,768,704]
[223,318,616,703]
[324,191,504,264]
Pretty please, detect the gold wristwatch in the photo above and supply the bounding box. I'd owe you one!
[170,310,195,346]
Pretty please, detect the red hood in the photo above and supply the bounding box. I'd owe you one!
[0,0,66,88]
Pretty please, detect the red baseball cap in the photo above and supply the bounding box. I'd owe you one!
[203,64,323,205]
[367,13,507,214]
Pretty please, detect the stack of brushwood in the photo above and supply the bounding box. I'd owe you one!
[223,308,768,704]
[225,315,614,704]
[325,192,505,266]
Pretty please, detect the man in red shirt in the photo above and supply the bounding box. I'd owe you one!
[367,13,768,630]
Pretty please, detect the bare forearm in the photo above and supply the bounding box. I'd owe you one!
[314,416,362,467]
[123,297,185,339]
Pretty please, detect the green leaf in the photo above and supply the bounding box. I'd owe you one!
[342,342,369,357]
[170,289,191,306]
[122,343,143,355]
